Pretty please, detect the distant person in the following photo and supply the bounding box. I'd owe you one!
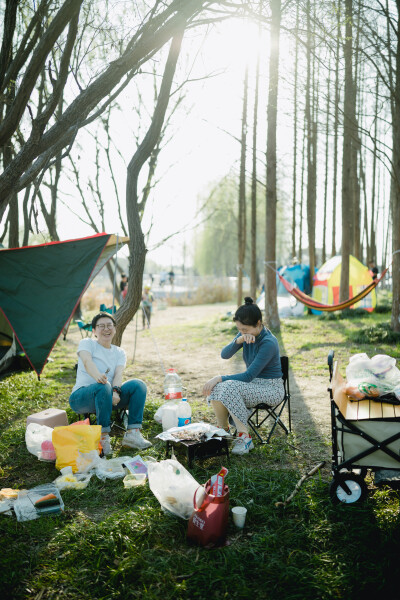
[149,273,154,285]
[368,260,379,281]
[141,286,154,329]
[120,273,128,303]
[69,312,152,455]
[202,297,284,455]
[159,272,167,287]
[168,270,175,285]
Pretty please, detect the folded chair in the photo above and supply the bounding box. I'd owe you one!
[75,319,92,338]
[77,408,128,432]
[247,355,291,444]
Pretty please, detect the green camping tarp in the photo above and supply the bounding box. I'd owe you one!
[0,233,126,377]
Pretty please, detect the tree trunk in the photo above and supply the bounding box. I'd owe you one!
[305,0,317,284]
[340,0,353,302]
[265,0,281,331]
[391,1,400,331]
[332,0,341,258]
[237,65,248,306]
[250,39,260,300]
[292,1,299,262]
[322,58,331,265]
[114,30,185,345]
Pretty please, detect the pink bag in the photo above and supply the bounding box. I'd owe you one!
[187,479,230,547]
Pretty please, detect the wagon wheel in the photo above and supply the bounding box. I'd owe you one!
[329,472,368,505]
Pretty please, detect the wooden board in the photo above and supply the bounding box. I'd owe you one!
[357,400,371,420]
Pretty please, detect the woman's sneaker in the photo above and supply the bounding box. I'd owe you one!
[122,429,152,449]
[231,433,254,455]
[100,433,112,456]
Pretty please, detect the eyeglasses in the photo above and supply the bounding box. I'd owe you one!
[97,323,115,330]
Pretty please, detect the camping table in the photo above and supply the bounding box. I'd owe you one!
[165,437,230,468]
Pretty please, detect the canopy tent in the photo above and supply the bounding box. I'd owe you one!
[0,233,128,378]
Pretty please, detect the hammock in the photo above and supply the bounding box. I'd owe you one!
[278,266,388,312]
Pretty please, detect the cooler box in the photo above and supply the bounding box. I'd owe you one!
[26,408,68,429]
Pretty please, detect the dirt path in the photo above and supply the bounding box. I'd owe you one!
[116,302,332,466]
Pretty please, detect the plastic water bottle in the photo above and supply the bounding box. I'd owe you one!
[163,368,183,400]
[177,398,192,427]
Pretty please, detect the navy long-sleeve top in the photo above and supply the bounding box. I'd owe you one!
[220,327,282,383]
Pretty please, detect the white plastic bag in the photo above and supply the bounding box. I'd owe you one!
[345,353,400,399]
[154,400,181,425]
[94,456,132,480]
[25,423,53,458]
[147,459,201,519]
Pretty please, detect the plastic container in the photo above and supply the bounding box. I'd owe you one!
[177,398,191,427]
[162,404,178,431]
[163,369,183,401]
[123,473,147,488]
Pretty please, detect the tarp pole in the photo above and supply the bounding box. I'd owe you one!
[112,233,119,314]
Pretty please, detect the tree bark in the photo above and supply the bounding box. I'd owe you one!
[250,29,261,300]
[237,65,248,306]
[391,1,400,331]
[340,0,354,302]
[114,30,185,345]
[265,0,281,331]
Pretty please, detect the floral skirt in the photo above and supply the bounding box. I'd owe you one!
[208,377,285,426]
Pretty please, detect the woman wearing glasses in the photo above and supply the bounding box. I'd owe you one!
[69,311,151,455]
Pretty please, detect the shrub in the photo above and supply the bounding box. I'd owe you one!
[166,279,234,306]
[350,322,400,344]
[81,284,114,312]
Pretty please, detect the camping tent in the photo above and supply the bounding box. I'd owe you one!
[311,255,376,315]
[257,264,311,317]
[0,233,128,378]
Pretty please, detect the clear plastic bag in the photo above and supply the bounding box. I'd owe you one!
[147,459,200,519]
[25,423,53,458]
[345,353,400,400]
[14,484,64,522]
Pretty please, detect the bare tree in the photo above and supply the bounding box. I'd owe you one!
[264,0,281,331]
[237,65,249,306]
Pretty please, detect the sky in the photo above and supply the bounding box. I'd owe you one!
[47,10,391,271]
[55,17,272,268]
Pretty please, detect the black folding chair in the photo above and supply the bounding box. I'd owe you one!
[247,355,291,444]
[77,408,128,431]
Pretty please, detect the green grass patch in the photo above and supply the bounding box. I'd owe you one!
[2,307,400,599]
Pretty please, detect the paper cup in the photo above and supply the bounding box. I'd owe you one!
[232,506,247,528]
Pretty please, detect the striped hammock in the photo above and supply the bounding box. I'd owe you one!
[278,267,388,312]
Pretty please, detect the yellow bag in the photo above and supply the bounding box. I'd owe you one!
[52,425,102,472]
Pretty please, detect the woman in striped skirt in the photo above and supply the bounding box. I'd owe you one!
[203,297,284,455]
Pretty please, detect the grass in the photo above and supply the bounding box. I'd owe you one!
[1,307,400,599]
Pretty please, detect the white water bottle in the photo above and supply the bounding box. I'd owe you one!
[163,368,183,400]
[177,398,191,427]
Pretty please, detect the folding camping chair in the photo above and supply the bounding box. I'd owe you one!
[75,320,92,338]
[77,408,128,432]
[247,355,291,443]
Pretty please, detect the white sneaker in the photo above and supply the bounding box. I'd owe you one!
[100,433,112,456]
[122,429,152,449]
[231,433,254,455]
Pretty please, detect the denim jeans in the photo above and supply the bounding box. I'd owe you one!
[69,379,147,433]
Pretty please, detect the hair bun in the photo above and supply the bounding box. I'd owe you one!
[244,297,254,305]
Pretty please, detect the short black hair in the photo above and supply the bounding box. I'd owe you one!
[233,297,262,326]
[91,312,116,329]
